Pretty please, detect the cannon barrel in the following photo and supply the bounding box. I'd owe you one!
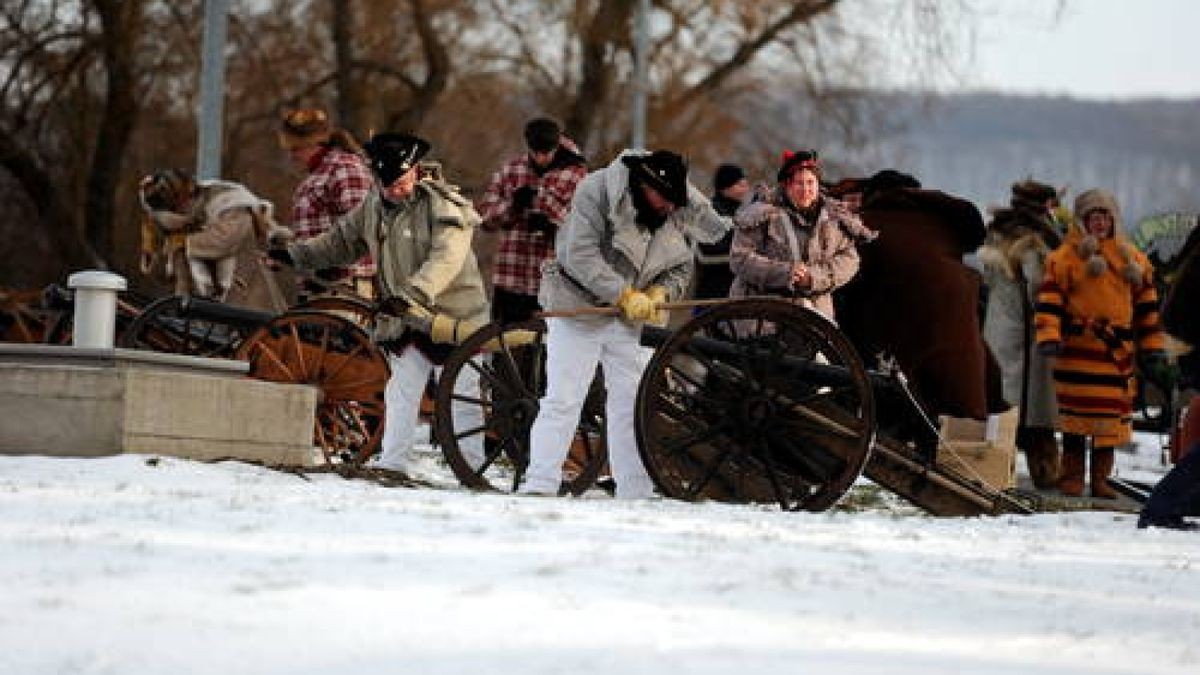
[639,325,880,390]
[176,295,276,329]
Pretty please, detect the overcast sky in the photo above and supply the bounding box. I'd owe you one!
[962,0,1199,99]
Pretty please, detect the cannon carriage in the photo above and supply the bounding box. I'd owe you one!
[432,297,1035,516]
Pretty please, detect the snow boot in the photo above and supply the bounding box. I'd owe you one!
[1058,433,1086,497]
[1020,426,1060,489]
[1090,446,1118,499]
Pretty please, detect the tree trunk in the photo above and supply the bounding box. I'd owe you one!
[85,0,145,265]
[564,0,635,151]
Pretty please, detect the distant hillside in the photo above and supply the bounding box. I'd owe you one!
[754,92,1200,227]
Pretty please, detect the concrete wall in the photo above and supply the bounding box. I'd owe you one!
[0,346,318,466]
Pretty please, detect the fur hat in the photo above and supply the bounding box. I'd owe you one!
[363,132,431,186]
[713,163,746,192]
[776,149,820,183]
[623,150,689,208]
[1072,188,1143,282]
[278,108,332,150]
[1011,179,1059,212]
[524,117,561,153]
[138,168,196,213]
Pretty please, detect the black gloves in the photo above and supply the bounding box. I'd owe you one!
[266,247,294,267]
[512,185,537,212]
[527,211,555,235]
[1139,351,1177,391]
[314,267,341,282]
[377,295,411,317]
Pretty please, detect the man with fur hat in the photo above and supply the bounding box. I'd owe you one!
[520,149,730,498]
[1036,189,1167,498]
[269,132,489,479]
[278,108,376,298]
[477,117,588,323]
[979,179,1066,489]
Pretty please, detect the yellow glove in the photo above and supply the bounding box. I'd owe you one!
[429,314,489,344]
[617,286,657,322]
[479,329,539,352]
[644,285,669,326]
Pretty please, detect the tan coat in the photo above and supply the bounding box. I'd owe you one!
[730,191,861,320]
[288,177,489,342]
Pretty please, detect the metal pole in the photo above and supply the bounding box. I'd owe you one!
[631,0,649,150]
[197,0,230,180]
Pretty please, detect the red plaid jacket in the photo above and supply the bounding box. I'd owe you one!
[477,142,587,296]
[290,146,375,278]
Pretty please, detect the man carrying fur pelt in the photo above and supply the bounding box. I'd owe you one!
[139,169,285,311]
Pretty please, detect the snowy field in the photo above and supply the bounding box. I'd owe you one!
[1,432,1196,675]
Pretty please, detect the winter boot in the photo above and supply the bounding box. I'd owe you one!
[1057,433,1086,497]
[1090,446,1119,499]
[1020,426,1061,489]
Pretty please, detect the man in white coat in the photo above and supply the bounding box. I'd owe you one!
[520,150,731,498]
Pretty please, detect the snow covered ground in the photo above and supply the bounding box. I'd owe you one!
[1,432,1196,675]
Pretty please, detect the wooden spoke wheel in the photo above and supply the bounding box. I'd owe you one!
[294,294,375,328]
[119,295,248,357]
[235,310,388,466]
[434,318,607,495]
[635,298,875,512]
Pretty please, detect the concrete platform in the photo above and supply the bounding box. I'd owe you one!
[0,344,319,466]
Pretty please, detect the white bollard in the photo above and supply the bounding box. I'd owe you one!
[67,270,127,349]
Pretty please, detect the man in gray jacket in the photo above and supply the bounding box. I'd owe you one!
[270,132,489,478]
[520,150,730,498]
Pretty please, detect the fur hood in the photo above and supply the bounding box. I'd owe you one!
[978,230,1050,281]
[1066,188,1143,285]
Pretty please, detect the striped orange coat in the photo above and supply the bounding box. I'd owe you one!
[1035,228,1165,446]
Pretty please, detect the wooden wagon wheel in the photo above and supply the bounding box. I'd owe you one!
[433,318,608,495]
[294,294,375,327]
[118,295,249,357]
[635,298,875,512]
[234,310,388,466]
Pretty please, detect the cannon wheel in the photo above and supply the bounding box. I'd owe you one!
[235,310,388,466]
[295,294,375,327]
[635,298,875,512]
[434,318,607,495]
[119,295,248,357]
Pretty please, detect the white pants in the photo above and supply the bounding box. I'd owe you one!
[522,317,655,499]
[378,346,483,473]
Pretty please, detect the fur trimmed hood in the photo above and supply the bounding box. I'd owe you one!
[1066,188,1142,284]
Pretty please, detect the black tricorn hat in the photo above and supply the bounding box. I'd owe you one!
[363,132,431,186]
[623,150,689,208]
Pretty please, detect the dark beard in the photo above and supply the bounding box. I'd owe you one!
[629,177,668,231]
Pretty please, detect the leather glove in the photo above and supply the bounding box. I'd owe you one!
[429,314,488,344]
[645,285,669,325]
[266,247,294,267]
[527,211,555,235]
[479,329,538,352]
[512,185,537,212]
[1036,341,1062,357]
[617,286,657,322]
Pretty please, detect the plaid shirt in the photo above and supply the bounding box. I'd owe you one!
[477,144,587,296]
[290,146,375,278]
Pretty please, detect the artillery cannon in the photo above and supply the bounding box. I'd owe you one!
[433,298,1033,516]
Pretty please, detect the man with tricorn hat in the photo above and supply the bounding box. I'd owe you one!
[269,132,489,478]
[519,149,731,498]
